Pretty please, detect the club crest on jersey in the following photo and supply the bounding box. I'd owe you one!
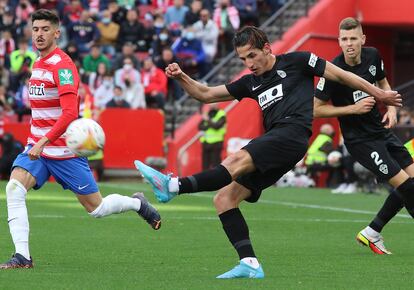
[29,83,45,96]
[353,90,369,103]
[369,65,376,76]
[379,164,388,175]
[58,69,74,85]
[258,84,283,109]
[277,70,286,78]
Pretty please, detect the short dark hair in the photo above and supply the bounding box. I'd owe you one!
[31,9,60,26]
[233,26,269,50]
[339,17,362,31]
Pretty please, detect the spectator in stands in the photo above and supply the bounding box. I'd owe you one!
[151,27,173,59]
[118,9,147,52]
[164,0,189,28]
[0,62,9,88]
[330,143,359,194]
[36,0,60,10]
[0,11,16,37]
[68,10,100,54]
[172,26,207,78]
[89,62,110,94]
[112,41,140,70]
[266,0,286,14]
[15,0,35,26]
[213,0,240,56]
[305,123,335,185]
[106,85,130,108]
[115,57,145,109]
[184,0,202,27]
[13,73,31,122]
[82,44,111,77]
[9,38,37,92]
[108,0,128,25]
[141,57,167,110]
[0,133,24,180]
[94,72,115,110]
[65,42,82,67]
[193,9,219,70]
[62,0,84,26]
[0,84,11,112]
[97,9,120,57]
[233,0,259,27]
[155,47,183,100]
[151,0,174,15]
[397,108,412,125]
[0,30,15,67]
[152,13,166,36]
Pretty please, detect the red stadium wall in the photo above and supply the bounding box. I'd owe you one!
[98,109,164,169]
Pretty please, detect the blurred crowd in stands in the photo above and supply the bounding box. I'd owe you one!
[0,0,286,123]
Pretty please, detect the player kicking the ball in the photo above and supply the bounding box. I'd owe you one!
[0,9,160,269]
[315,17,414,255]
[135,26,402,278]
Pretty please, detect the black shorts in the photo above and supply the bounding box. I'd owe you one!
[346,133,413,181]
[236,124,310,203]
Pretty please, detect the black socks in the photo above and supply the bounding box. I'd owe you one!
[219,208,256,259]
[178,165,232,194]
[369,189,403,232]
[396,178,414,218]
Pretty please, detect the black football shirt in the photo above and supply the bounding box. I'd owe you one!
[315,47,389,144]
[226,52,326,132]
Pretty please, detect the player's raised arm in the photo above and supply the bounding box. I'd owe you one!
[165,62,234,104]
[322,61,402,107]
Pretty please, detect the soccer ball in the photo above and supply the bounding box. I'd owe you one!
[65,118,105,157]
[327,150,342,168]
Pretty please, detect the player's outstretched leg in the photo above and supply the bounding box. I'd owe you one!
[216,260,264,279]
[132,192,161,230]
[356,228,392,255]
[134,160,176,203]
[0,253,33,269]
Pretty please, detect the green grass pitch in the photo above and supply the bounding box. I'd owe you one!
[0,181,413,289]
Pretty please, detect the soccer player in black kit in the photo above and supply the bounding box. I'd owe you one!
[135,26,401,278]
[315,17,414,255]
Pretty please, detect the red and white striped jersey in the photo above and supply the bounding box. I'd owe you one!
[28,47,80,159]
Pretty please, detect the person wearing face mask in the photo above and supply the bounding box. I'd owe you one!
[106,86,131,108]
[151,28,172,59]
[97,9,120,57]
[172,27,207,78]
[94,72,115,111]
[114,57,146,109]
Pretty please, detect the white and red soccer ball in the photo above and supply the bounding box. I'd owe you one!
[65,118,105,157]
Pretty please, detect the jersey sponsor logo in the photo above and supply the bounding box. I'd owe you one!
[277,70,286,78]
[353,90,369,103]
[29,83,45,96]
[308,53,318,68]
[371,151,388,175]
[369,65,376,76]
[252,84,262,91]
[258,84,283,109]
[317,77,325,91]
[58,69,74,85]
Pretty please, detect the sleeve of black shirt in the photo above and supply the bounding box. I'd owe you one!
[314,76,336,102]
[289,51,327,77]
[374,48,386,81]
[225,75,252,101]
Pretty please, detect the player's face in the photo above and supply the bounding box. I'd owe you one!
[32,20,60,53]
[236,43,273,76]
[338,28,365,62]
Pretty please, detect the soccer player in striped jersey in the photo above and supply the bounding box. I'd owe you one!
[0,9,161,269]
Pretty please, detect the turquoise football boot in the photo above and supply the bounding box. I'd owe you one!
[216,261,264,279]
[134,160,177,203]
